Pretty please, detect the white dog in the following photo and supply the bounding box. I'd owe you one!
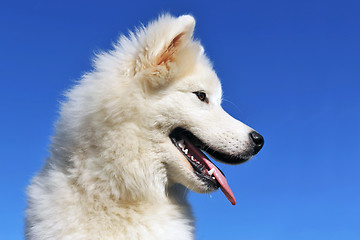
[26,14,264,240]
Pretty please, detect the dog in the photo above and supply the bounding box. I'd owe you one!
[26,14,264,240]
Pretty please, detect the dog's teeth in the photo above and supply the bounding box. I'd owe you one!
[208,168,215,176]
[184,149,188,154]
[190,156,194,161]
[178,141,185,149]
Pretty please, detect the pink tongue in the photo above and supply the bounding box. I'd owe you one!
[185,139,237,205]
[202,158,236,205]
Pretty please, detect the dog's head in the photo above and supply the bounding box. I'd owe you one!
[123,15,264,204]
[63,15,263,202]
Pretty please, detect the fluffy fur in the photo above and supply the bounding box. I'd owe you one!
[26,14,262,240]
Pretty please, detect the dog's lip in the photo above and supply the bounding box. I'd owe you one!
[169,128,236,205]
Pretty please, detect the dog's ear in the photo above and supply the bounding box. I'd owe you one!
[135,15,196,90]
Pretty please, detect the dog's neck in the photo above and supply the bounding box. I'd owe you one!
[50,122,171,202]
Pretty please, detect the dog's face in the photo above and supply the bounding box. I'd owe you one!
[132,15,264,204]
[150,58,263,205]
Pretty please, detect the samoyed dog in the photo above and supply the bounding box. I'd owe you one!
[26,14,264,240]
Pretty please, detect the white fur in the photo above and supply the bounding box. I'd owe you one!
[26,14,256,240]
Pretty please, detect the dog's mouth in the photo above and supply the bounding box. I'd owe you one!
[169,127,237,205]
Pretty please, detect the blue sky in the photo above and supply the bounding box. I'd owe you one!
[1,0,359,239]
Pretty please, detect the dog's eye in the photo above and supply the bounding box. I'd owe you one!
[193,91,208,103]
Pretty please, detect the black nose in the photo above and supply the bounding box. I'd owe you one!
[249,131,264,154]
